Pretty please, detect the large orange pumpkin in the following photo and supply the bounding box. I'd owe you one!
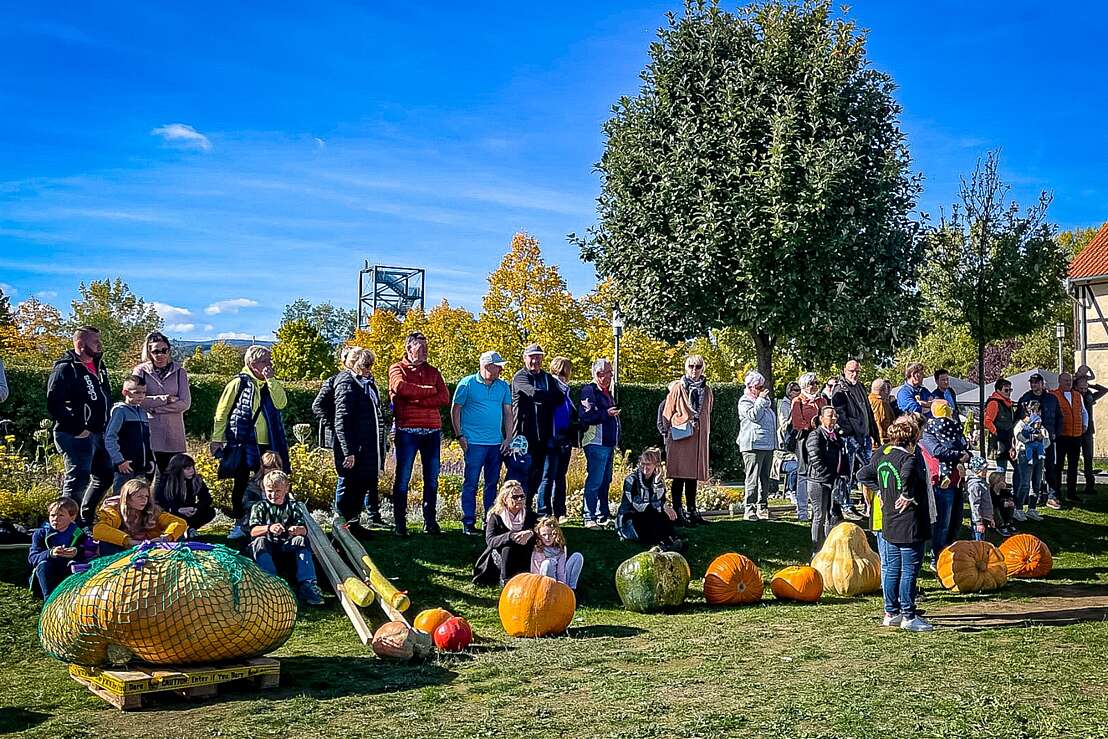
[998,534,1053,579]
[413,607,454,634]
[937,540,1008,593]
[703,553,763,605]
[770,566,823,603]
[498,573,576,637]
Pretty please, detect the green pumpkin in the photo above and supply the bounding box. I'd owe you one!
[615,549,691,612]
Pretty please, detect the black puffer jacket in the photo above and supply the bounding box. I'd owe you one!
[805,426,846,485]
[332,371,385,472]
[46,351,111,434]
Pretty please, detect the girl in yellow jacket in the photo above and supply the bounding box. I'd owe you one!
[93,478,187,555]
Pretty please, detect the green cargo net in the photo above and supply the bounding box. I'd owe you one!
[39,541,298,667]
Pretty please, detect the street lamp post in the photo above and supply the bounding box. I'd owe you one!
[612,308,624,403]
[1056,323,1066,374]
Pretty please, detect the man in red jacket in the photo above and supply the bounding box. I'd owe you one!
[388,332,450,536]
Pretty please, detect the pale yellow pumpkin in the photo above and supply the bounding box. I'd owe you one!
[810,522,881,596]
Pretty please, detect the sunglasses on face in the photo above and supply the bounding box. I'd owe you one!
[151,348,170,356]
[687,364,703,370]
[510,494,525,501]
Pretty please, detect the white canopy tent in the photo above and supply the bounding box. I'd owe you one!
[923,375,978,396]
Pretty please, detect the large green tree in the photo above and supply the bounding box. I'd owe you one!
[575,0,921,389]
[281,299,356,348]
[67,278,163,369]
[925,150,1068,453]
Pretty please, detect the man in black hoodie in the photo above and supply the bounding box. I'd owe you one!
[510,344,559,510]
[46,327,113,524]
[831,359,879,520]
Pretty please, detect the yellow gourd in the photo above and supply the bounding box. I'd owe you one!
[810,522,881,596]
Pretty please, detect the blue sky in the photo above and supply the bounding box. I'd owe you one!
[1,1,1106,341]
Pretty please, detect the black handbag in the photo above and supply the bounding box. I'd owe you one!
[781,426,799,453]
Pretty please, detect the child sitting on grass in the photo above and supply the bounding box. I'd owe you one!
[531,516,584,590]
[965,456,994,541]
[230,451,285,540]
[93,478,188,555]
[28,497,86,599]
[987,471,1017,536]
[154,453,215,538]
[248,470,323,606]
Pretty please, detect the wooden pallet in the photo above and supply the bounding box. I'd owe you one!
[69,657,280,710]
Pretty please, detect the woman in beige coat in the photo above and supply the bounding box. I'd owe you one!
[661,355,713,526]
[132,331,192,475]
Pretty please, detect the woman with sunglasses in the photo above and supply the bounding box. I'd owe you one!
[132,331,192,475]
[660,354,714,526]
[472,479,539,587]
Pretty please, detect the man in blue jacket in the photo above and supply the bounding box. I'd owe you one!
[1017,373,1061,502]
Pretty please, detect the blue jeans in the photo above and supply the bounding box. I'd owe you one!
[782,459,798,494]
[393,430,441,526]
[252,537,317,585]
[882,539,924,619]
[33,559,72,599]
[1017,453,1044,510]
[931,487,957,565]
[462,443,502,526]
[54,430,113,525]
[833,435,869,508]
[582,444,615,523]
[537,444,571,518]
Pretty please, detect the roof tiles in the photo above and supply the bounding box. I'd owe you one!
[1069,222,1108,281]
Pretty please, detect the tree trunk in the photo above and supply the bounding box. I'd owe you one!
[753,331,775,393]
[978,339,987,458]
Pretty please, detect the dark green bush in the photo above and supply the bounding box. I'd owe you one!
[2,367,744,477]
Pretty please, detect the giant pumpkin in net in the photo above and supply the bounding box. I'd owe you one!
[39,541,297,666]
[937,540,1008,593]
[703,553,763,606]
[810,523,881,596]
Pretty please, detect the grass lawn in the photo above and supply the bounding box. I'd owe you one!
[4,495,1108,739]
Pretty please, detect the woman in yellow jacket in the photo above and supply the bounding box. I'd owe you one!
[93,478,187,555]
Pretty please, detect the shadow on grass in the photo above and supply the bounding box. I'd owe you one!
[568,624,646,639]
[0,707,49,734]
[274,655,457,698]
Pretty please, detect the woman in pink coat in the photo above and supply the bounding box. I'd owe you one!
[132,331,192,474]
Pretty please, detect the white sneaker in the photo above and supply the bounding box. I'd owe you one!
[1025,509,1043,521]
[900,615,934,632]
[743,509,757,521]
[797,514,810,522]
[1012,510,1027,522]
[584,520,599,529]
[757,507,770,520]
[882,613,903,627]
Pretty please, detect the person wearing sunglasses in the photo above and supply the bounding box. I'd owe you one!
[660,355,714,525]
[133,331,191,477]
[472,480,539,587]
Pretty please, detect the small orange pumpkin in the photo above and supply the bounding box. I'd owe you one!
[413,607,454,634]
[770,565,823,603]
[937,540,1008,593]
[498,573,576,637]
[703,553,763,606]
[999,534,1053,578]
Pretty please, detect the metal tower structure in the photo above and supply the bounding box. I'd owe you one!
[357,263,426,328]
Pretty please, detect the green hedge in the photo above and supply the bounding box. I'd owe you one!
[1,366,744,477]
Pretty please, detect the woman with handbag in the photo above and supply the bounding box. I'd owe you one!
[661,355,713,526]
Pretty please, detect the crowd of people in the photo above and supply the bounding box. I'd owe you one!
[12,324,1106,627]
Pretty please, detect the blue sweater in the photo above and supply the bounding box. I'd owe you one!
[579,383,619,447]
[28,521,86,569]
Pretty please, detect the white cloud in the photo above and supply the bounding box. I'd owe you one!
[152,301,192,322]
[313,137,326,150]
[167,323,196,333]
[217,332,253,340]
[203,323,214,332]
[0,282,16,295]
[205,298,258,315]
[35,290,58,299]
[151,123,212,151]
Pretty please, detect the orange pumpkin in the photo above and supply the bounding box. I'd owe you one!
[770,565,823,603]
[413,607,454,634]
[999,534,1053,578]
[498,573,576,637]
[703,553,763,605]
[937,540,1008,593]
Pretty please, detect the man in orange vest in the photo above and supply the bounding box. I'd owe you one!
[1049,372,1088,508]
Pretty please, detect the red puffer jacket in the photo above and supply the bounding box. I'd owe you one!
[387,360,450,430]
